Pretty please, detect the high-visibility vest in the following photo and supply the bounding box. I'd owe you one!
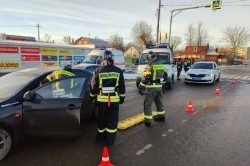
[46,70,75,89]
[140,63,167,89]
[97,72,121,102]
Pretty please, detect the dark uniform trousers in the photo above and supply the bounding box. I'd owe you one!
[97,102,119,145]
[144,89,165,122]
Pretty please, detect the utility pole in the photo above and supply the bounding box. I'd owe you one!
[168,5,210,45]
[156,0,161,44]
[35,24,41,41]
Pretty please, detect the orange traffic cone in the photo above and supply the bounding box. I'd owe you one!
[186,100,194,113]
[232,79,236,85]
[215,86,220,94]
[99,147,114,166]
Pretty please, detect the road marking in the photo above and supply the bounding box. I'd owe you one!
[241,76,249,80]
[248,77,250,80]
[162,133,167,137]
[168,129,174,132]
[126,81,136,85]
[181,120,187,124]
[221,74,230,78]
[234,76,243,79]
[136,144,153,156]
[228,75,237,79]
[241,81,248,84]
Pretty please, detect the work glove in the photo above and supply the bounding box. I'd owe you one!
[138,88,145,96]
[120,96,125,104]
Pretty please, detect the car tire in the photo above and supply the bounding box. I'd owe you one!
[167,76,174,89]
[0,128,12,161]
[217,74,220,81]
[210,76,216,85]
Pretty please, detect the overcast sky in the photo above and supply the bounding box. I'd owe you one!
[0,0,249,47]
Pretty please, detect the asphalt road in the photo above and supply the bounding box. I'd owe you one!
[1,65,250,166]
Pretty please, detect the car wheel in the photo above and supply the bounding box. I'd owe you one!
[0,128,12,161]
[167,76,174,89]
[210,76,216,85]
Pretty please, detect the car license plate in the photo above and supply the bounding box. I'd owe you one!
[192,77,201,80]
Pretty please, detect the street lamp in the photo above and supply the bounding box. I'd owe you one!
[168,5,210,45]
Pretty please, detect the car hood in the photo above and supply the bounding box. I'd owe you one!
[187,69,214,75]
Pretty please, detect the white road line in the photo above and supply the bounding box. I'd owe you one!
[241,76,249,80]
[162,133,167,137]
[168,129,174,132]
[234,76,243,79]
[136,144,153,156]
[221,74,229,78]
[247,77,250,80]
[227,75,237,79]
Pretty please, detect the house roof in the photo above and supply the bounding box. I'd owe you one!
[206,49,219,56]
[75,37,110,48]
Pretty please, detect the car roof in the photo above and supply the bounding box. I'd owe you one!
[73,64,100,69]
[16,67,60,76]
[194,61,215,64]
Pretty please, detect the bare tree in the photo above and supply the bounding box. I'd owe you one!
[108,33,124,51]
[63,36,71,44]
[223,26,250,56]
[171,36,182,52]
[131,20,153,48]
[184,23,196,46]
[43,33,52,42]
[196,21,208,46]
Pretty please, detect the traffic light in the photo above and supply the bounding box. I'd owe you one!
[211,0,222,10]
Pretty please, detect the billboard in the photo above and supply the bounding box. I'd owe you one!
[42,62,58,67]
[0,54,20,61]
[0,62,20,69]
[58,49,72,55]
[73,56,85,65]
[21,55,40,61]
[59,55,72,61]
[41,48,57,55]
[22,62,40,68]
[0,46,19,53]
[21,47,40,54]
[42,55,58,61]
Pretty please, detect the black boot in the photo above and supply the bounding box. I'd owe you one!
[145,121,152,127]
[154,116,165,122]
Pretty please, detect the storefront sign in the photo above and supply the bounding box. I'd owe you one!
[0,62,20,69]
[73,56,85,65]
[58,49,72,55]
[59,56,72,61]
[42,62,58,67]
[41,48,57,55]
[22,62,40,68]
[21,55,40,61]
[21,47,40,54]
[72,49,85,55]
[0,46,19,53]
[0,55,20,61]
[42,55,57,61]
[59,61,72,67]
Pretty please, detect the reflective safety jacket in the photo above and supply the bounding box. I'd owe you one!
[139,60,167,90]
[177,61,183,71]
[184,60,191,70]
[90,64,125,103]
[45,70,75,89]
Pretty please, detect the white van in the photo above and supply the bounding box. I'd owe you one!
[81,48,126,72]
[136,44,175,89]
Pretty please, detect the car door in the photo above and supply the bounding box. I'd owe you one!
[22,76,86,138]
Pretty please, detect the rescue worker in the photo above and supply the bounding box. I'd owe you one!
[138,51,168,127]
[43,65,75,91]
[90,50,125,146]
[184,58,191,73]
[177,58,183,80]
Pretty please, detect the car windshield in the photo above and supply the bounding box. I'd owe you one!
[140,52,170,64]
[191,63,213,69]
[82,56,99,64]
[0,72,38,100]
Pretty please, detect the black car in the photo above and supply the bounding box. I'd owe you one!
[0,67,96,160]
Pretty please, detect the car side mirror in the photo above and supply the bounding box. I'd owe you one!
[23,91,32,101]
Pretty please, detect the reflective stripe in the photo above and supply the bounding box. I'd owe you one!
[157,110,165,115]
[119,94,125,97]
[139,82,146,87]
[46,75,52,81]
[106,128,117,133]
[97,95,120,102]
[146,84,162,88]
[90,93,96,97]
[102,157,110,161]
[98,128,106,133]
[98,72,120,88]
[144,115,153,120]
